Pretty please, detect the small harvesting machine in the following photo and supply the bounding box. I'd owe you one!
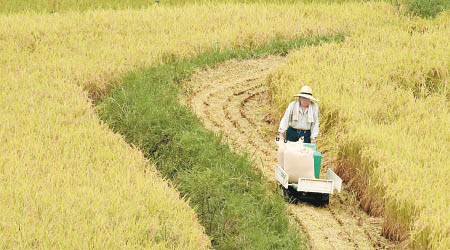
[275,137,342,206]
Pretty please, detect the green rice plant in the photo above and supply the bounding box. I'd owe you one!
[405,0,446,18]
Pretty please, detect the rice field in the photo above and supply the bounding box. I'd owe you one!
[1,0,449,249]
[266,10,450,250]
[0,2,363,248]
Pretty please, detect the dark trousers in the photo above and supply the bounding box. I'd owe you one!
[286,127,311,143]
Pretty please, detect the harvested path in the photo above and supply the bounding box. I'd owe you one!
[184,57,398,250]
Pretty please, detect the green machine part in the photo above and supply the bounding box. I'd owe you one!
[303,143,317,151]
[304,143,321,179]
[313,151,321,179]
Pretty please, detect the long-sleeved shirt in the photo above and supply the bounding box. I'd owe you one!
[278,101,319,139]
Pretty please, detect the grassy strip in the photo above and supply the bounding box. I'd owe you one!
[97,34,343,250]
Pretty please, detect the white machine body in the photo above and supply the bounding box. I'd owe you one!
[275,164,342,194]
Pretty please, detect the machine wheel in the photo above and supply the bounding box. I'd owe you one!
[280,185,299,204]
[312,193,329,207]
[291,192,329,207]
[279,185,329,206]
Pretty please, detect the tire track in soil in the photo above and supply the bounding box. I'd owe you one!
[184,57,398,250]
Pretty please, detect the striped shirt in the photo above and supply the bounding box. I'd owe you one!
[278,101,319,139]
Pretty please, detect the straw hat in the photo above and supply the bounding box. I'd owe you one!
[293,85,319,102]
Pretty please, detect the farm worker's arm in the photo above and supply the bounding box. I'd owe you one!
[310,103,319,143]
[278,102,294,138]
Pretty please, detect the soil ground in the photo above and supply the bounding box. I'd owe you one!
[183,56,400,250]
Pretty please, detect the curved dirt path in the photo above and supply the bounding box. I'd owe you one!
[184,57,398,250]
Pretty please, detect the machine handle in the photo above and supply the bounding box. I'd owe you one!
[275,137,288,143]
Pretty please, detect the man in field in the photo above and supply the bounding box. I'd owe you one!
[277,85,319,143]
